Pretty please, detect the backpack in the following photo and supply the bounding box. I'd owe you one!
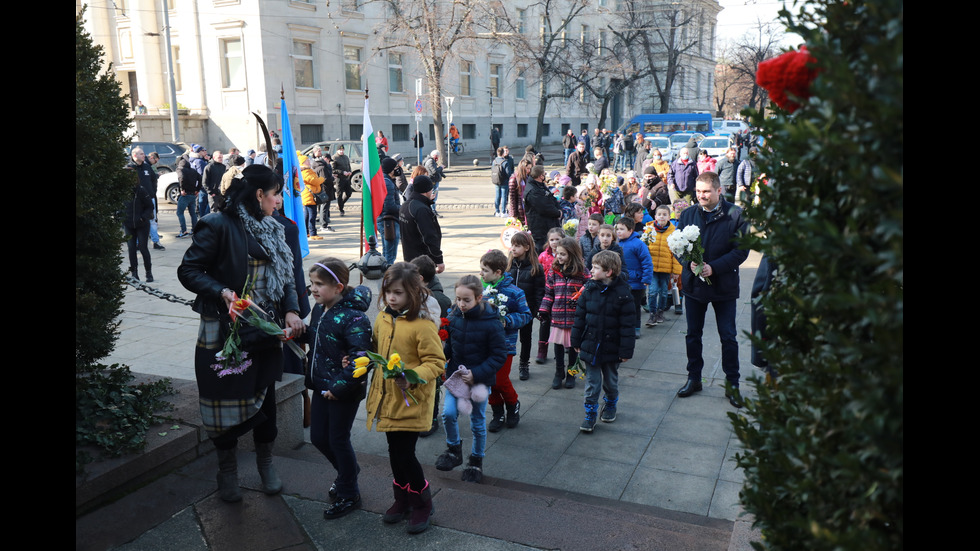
[491,158,507,187]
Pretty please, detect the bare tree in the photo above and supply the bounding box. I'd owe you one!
[369,0,486,162]
[488,0,590,150]
[726,19,783,113]
[632,4,704,113]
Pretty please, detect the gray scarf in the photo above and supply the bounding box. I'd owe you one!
[236,203,293,303]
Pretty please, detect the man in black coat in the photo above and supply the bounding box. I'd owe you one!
[566,142,588,187]
[311,145,336,232]
[399,175,445,273]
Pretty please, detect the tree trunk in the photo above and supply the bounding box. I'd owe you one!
[534,83,548,151]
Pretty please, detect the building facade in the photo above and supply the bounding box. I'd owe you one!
[80,0,720,155]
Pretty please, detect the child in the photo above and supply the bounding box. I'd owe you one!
[571,250,636,432]
[579,213,604,263]
[480,250,532,431]
[507,232,545,380]
[410,254,451,438]
[302,258,373,519]
[625,201,653,227]
[644,205,683,327]
[603,177,625,221]
[577,175,603,238]
[616,217,654,338]
[535,228,564,364]
[436,276,507,483]
[558,185,578,225]
[585,223,625,270]
[365,262,446,534]
[538,237,588,390]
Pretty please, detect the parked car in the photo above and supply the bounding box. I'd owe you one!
[712,120,750,137]
[301,140,364,192]
[645,136,674,163]
[699,136,733,159]
[125,141,190,174]
[668,132,705,157]
[156,171,181,205]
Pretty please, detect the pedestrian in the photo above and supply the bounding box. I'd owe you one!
[366,262,445,534]
[523,165,562,254]
[571,250,635,432]
[399,175,444,274]
[128,147,164,251]
[299,154,325,241]
[299,258,372,519]
[412,130,425,165]
[378,157,402,265]
[123,167,154,281]
[436,275,507,484]
[175,156,201,238]
[538,237,588,390]
[644,205,682,327]
[480,250,532,432]
[491,147,510,217]
[422,150,445,216]
[585,223,625,271]
[535,227,564,364]
[332,145,354,216]
[615,216,654,338]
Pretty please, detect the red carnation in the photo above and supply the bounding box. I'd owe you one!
[756,46,818,113]
[438,329,449,341]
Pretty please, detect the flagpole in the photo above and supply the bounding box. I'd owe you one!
[359,84,368,284]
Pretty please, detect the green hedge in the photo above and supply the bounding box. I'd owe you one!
[731,1,903,550]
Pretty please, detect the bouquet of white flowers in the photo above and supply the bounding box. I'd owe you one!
[640,223,657,245]
[483,287,509,325]
[667,224,712,285]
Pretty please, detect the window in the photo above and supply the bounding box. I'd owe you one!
[300,124,323,143]
[462,124,476,140]
[220,38,244,89]
[490,64,500,98]
[561,123,570,135]
[542,123,550,136]
[493,123,503,138]
[518,9,526,34]
[517,123,528,138]
[344,46,361,90]
[581,25,589,47]
[293,40,315,88]
[349,124,363,141]
[460,60,471,96]
[392,124,409,141]
[388,52,403,93]
[580,123,589,133]
[696,70,702,101]
[341,0,362,12]
[516,70,525,100]
[171,45,182,91]
[428,124,435,141]
[598,31,607,54]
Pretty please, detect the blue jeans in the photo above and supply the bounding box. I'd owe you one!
[494,185,508,214]
[684,297,740,386]
[198,193,210,217]
[443,391,487,458]
[310,392,360,498]
[305,205,319,236]
[176,194,198,233]
[149,198,160,243]
[585,362,619,406]
[564,148,574,166]
[376,214,399,266]
[647,273,672,313]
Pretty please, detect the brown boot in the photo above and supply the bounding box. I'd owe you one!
[406,480,434,534]
[382,480,411,523]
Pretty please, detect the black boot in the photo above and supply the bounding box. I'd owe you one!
[216,448,242,503]
[461,454,483,483]
[406,480,434,534]
[488,403,505,433]
[505,400,521,428]
[518,361,530,381]
[552,345,565,389]
[383,480,411,523]
[130,266,139,280]
[435,442,463,471]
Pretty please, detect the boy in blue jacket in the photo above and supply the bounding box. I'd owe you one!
[615,217,654,338]
[480,250,533,431]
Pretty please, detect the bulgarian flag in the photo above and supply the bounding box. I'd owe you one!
[361,97,386,246]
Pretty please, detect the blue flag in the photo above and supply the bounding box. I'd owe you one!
[280,98,309,258]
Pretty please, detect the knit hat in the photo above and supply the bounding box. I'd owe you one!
[412,175,434,194]
[382,157,399,175]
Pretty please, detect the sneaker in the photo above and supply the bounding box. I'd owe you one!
[645,314,658,327]
[488,405,506,433]
[518,363,530,381]
[153,243,166,251]
[323,225,336,233]
[177,231,189,238]
[655,311,666,324]
[580,413,597,433]
[309,235,324,241]
[600,404,617,423]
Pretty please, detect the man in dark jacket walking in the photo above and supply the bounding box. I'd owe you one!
[675,171,749,408]
[202,150,226,216]
[311,145,336,232]
[399,175,445,273]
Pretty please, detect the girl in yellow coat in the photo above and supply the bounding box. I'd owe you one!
[644,205,682,326]
[365,262,445,534]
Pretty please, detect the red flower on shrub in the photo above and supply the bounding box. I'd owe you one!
[757,46,818,113]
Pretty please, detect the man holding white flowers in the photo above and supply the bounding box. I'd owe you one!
[675,171,749,408]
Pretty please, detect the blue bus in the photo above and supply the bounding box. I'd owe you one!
[618,113,713,137]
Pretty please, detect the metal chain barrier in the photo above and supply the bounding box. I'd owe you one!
[125,276,195,306]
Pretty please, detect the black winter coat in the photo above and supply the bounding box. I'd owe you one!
[570,275,636,365]
[676,199,749,302]
[508,256,545,313]
[123,183,154,231]
[301,286,373,400]
[523,178,561,252]
[399,191,443,264]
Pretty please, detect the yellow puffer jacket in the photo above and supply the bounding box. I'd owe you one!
[300,166,325,207]
[365,310,446,432]
[646,222,682,275]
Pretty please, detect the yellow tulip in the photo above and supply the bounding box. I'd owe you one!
[387,353,401,371]
[353,356,370,368]
[353,366,367,378]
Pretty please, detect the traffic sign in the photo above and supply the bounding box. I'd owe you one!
[416,78,423,97]
[447,110,453,124]
[415,99,423,113]
[445,96,454,108]
[415,113,422,121]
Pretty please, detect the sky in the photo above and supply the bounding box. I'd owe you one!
[715,0,803,50]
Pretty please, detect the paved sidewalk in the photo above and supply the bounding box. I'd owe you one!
[80,153,763,550]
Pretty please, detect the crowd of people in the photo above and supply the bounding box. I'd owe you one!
[124,121,756,535]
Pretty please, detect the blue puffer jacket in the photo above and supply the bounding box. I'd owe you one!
[483,273,532,356]
[444,302,507,387]
[619,232,654,290]
[301,286,373,401]
[676,199,749,302]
